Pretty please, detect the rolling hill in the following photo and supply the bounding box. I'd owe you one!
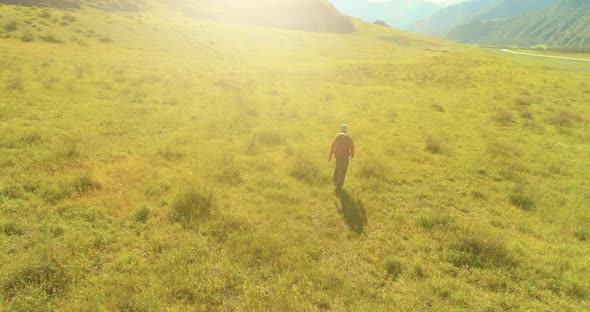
[0,0,355,33]
[475,0,590,49]
[330,0,441,30]
[411,0,557,38]
[413,0,590,49]
[1,0,590,310]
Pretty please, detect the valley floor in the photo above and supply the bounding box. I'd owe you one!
[1,4,589,311]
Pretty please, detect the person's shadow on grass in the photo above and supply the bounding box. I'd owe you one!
[336,189,367,235]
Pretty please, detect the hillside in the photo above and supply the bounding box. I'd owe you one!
[476,0,590,49]
[412,0,557,39]
[413,0,590,49]
[330,0,441,30]
[0,0,355,33]
[1,0,590,311]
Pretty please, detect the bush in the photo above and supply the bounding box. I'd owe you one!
[6,77,24,91]
[170,186,214,226]
[494,110,515,125]
[431,103,445,112]
[255,130,283,146]
[3,20,17,32]
[0,220,23,236]
[509,192,535,211]
[39,10,51,19]
[19,132,43,146]
[4,258,71,300]
[61,14,76,23]
[514,97,531,106]
[358,159,387,180]
[386,257,403,279]
[290,158,320,183]
[216,158,243,185]
[38,34,64,44]
[70,173,101,194]
[425,136,444,154]
[20,31,35,42]
[417,213,453,230]
[134,205,150,223]
[448,228,514,269]
[99,35,113,43]
[548,111,582,127]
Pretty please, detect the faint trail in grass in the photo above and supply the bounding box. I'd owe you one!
[500,49,590,62]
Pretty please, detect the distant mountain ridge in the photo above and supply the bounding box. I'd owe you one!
[475,0,590,49]
[410,0,590,49]
[0,0,355,33]
[330,0,441,30]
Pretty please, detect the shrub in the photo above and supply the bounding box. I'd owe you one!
[99,35,113,43]
[70,173,100,194]
[217,158,243,185]
[548,111,582,127]
[61,14,76,23]
[431,102,445,112]
[20,31,35,42]
[514,97,531,106]
[39,10,52,19]
[4,258,71,300]
[170,186,214,226]
[38,34,64,44]
[290,158,320,183]
[157,146,184,161]
[386,257,403,279]
[6,77,24,91]
[509,192,534,211]
[0,220,23,236]
[417,213,453,230]
[494,110,514,125]
[425,136,444,154]
[255,130,283,146]
[134,205,150,223]
[19,132,43,146]
[448,228,514,269]
[358,159,387,179]
[3,20,17,32]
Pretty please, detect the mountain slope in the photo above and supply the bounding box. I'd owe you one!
[0,0,355,33]
[476,0,590,48]
[412,0,557,38]
[330,0,441,30]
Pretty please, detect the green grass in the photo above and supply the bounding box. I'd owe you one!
[0,2,589,311]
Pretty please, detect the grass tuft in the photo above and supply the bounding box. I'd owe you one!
[170,186,214,226]
[134,205,150,223]
[386,257,403,279]
[425,136,444,154]
[70,173,101,194]
[509,192,535,211]
[290,158,320,183]
[548,111,582,127]
[494,110,515,125]
[448,227,515,269]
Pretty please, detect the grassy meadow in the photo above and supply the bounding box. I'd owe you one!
[1,3,590,311]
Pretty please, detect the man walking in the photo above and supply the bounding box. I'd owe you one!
[329,124,355,190]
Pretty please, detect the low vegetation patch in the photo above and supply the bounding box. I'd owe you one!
[290,158,320,184]
[448,227,515,269]
[509,192,535,211]
[548,111,582,127]
[170,186,215,226]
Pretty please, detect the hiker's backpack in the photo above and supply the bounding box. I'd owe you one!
[334,134,352,158]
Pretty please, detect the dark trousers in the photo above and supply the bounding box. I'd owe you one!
[333,157,349,188]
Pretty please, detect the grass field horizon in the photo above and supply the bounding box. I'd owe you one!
[1,2,589,310]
